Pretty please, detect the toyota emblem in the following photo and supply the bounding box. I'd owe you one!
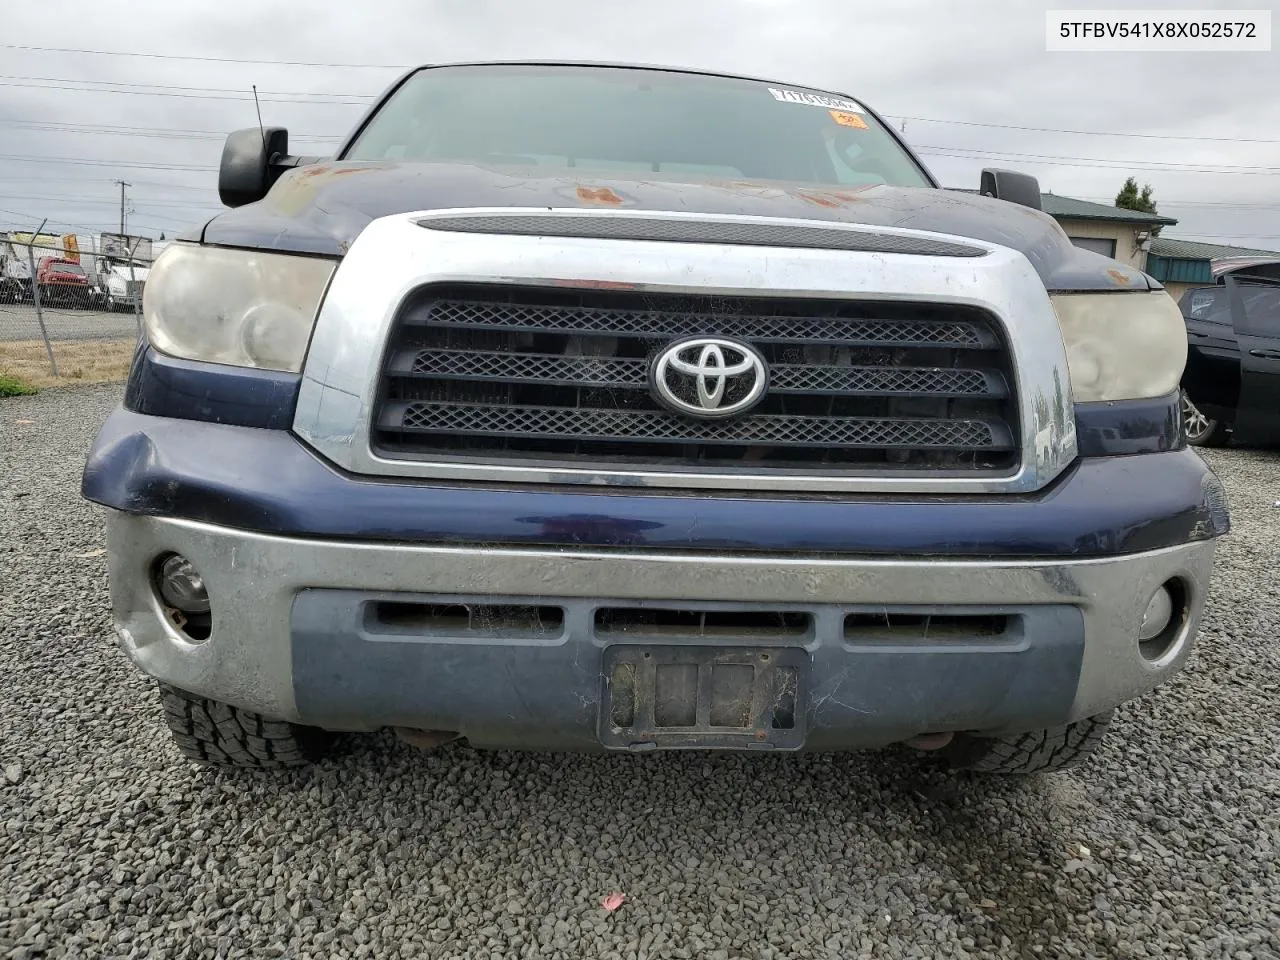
[650,337,768,418]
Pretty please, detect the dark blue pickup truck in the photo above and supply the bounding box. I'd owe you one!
[82,62,1228,774]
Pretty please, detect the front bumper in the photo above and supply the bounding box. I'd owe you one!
[84,407,1226,557]
[107,511,1216,751]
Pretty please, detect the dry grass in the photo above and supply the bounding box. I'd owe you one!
[0,338,135,391]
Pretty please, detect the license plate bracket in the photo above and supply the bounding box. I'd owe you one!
[598,645,808,751]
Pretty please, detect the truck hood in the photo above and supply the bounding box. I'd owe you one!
[200,161,1155,292]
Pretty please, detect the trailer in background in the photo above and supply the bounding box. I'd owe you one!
[1,232,73,304]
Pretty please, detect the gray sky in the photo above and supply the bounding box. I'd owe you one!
[2,0,1277,248]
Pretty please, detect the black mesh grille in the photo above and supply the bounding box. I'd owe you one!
[401,350,1001,398]
[415,297,994,346]
[388,402,1005,449]
[373,284,1020,473]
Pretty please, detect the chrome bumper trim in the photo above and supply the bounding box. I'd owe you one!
[108,513,1214,729]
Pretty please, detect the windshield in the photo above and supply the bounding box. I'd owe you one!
[344,65,933,189]
[49,263,84,275]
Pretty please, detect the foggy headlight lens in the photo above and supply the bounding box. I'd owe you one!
[1051,291,1187,402]
[143,243,335,373]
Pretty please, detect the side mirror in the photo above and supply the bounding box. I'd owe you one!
[979,169,1042,211]
[219,127,290,208]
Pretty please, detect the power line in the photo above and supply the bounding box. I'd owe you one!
[917,148,1280,176]
[0,174,215,193]
[916,144,1280,173]
[0,154,215,172]
[0,193,218,210]
[0,206,100,233]
[1075,195,1280,209]
[0,42,410,70]
[0,79,370,105]
[0,73,375,99]
[4,41,1280,146]
[886,114,1280,145]
[118,210,209,226]
[2,42,1279,146]
[0,203,198,233]
[0,119,337,144]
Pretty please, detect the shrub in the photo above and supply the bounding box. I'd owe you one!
[0,373,38,397]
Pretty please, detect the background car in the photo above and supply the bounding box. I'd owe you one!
[35,258,92,309]
[1179,269,1280,447]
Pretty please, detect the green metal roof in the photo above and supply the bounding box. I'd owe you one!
[1147,237,1280,261]
[1038,193,1177,225]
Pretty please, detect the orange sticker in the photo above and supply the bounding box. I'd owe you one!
[829,110,868,130]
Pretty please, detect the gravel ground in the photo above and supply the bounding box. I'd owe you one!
[2,383,1278,960]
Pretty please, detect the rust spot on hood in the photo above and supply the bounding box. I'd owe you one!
[294,163,374,182]
[268,163,382,215]
[1107,267,1136,285]
[576,185,626,206]
[791,186,875,209]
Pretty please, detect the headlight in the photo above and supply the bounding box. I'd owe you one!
[143,243,335,373]
[1051,291,1187,403]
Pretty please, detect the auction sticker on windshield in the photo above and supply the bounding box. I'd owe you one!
[829,110,868,129]
[767,87,865,112]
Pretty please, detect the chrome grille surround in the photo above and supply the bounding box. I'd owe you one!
[293,207,1078,494]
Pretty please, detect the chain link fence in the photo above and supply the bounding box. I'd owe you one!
[1,224,158,386]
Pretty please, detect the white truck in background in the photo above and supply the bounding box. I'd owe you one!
[92,233,154,312]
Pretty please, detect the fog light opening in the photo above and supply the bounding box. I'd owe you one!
[1138,579,1189,666]
[152,553,212,642]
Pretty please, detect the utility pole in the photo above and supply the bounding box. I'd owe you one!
[116,179,131,235]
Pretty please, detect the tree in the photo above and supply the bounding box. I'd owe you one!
[159,232,166,240]
[1115,177,1163,235]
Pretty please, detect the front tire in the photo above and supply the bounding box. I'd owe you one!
[1181,390,1231,447]
[157,683,333,769]
[940,712,1113,775]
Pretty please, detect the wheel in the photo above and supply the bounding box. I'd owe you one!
[939,712,1113,775]
[1181,390,1231,446]
[157,683,333,768]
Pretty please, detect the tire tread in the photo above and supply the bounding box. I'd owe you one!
[942,712,1113,775]
[156,683,331,769]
